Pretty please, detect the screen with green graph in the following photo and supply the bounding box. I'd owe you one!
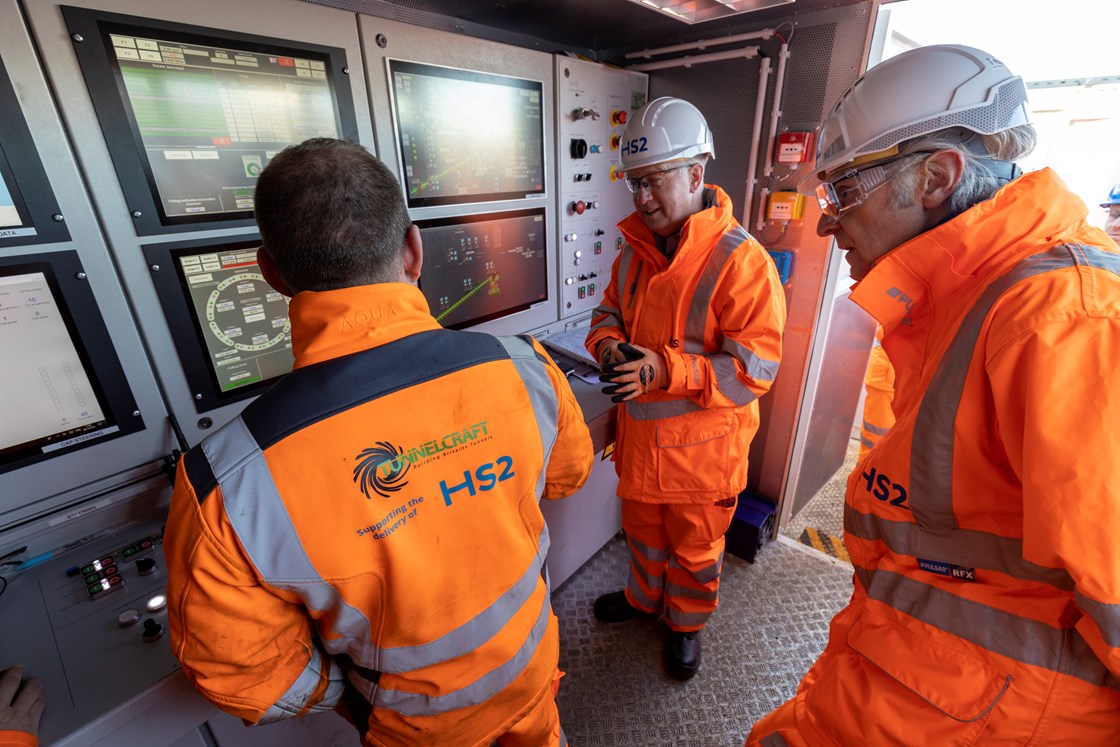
[416,209,548,330]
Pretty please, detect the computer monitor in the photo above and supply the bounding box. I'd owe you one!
[63,7,360,235]
[0,253,141,473]
[388,59,545,208]
[0,55,69,248]
[416,208,549,330]
[143,237,293,412]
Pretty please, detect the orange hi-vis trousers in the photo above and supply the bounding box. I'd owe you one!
[621,498,737,632]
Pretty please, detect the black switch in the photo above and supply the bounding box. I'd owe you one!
[136,557,157,576]
[142,618,165,642]
[570,139,588,159]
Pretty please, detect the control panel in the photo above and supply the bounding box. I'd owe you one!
[0,515,182,745]
[555,57,647,318]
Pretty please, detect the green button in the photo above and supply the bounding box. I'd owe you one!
[81,564,94,575]
[84,573,99,584]
[123,547,137,557]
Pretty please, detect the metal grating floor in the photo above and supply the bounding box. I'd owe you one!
[549,532,853,746]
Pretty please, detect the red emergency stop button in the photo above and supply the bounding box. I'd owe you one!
[571,201,586,215]
[613,110,628,125]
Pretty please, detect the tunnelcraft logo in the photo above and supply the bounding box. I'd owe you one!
[353,442,410,500]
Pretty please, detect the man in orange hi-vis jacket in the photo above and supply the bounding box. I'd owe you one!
[585,97,786,681]
[747,44,1120,746]
[163,139,594,747]
[858,327,895,462]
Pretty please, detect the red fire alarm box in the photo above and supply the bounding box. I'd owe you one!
[775,131,815,164]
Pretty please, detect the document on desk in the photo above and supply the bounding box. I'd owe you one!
[541,328,598,368]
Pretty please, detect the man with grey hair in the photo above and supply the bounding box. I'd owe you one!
[747,44,1120,746]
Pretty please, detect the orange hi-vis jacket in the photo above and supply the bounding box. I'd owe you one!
[164,283,593,747]
[585,185,786,503]
[755,169,1120,745]
[0,732,34,747]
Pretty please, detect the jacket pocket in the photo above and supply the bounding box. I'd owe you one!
[805,608,1011,746]
[654,411,734,493]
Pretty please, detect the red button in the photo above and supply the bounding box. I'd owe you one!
[572,201,586,215]
[100,556,113,566]
[108,575,123,586]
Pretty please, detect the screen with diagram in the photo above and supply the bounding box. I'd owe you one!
[64,8,357,231]
[389,59,545,208]
[417,208,548,330]
[0,267,117,468]
[175,245,293,395]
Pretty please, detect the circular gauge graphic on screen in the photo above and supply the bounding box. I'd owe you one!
[205,272,290,351]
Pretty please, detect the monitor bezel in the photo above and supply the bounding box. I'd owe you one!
[62,6,361,236]
[386,58,547,209]
[0,55,70,248]
[415,207,550,331]
[0,251,141,474]
[142,235,293,412]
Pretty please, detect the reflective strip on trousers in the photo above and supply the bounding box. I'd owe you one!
[854,244,1120,690]
[626,534,667,611]
[203,417,556,715]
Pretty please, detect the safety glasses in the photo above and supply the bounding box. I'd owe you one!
[624,163,691,195]
[816,152,930,222]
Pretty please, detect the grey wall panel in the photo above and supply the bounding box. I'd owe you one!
[20,0,375,449]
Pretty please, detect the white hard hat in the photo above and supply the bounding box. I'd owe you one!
[807,44,1031,189]
[619,96,715,172]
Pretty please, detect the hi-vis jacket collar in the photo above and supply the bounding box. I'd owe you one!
[850,168,1089,333]
[287,283,439,368]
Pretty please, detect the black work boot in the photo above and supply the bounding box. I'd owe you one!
[667,630,701,680]
[593,590,646,623]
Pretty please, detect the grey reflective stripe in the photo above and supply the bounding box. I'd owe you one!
[669,553,723,585]
[859,566,1120,689]
[665,582,719,602]
[374,589,554,716]
[628,534,671,563]
[684,225,749,354]
[1075,591,1120,648]
[377,532,548,673]
[724,338,780,383]
[203,418,380,661]
[628,553,665,591]
[665,607,712,628]
[258,645,344,724]
[590,303,624,331]
[862,421,890,436]
[711,355,756,406]
[759,734,790,747]
[497,336,560,501]
[860,436,875,449]
[625,397,704,420]
[910,245,1119,532]
[627,576,659,611]
[844,504,1075,589]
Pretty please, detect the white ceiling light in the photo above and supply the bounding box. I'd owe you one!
[625,0,795,25]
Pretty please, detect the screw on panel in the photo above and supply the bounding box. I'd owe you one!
[131,210,142,219]
[52,214,64,222]
[194,393,203,400]
[71,33,83,43]
[198,417,213,429]
[132,410,141,417]
[149,264,159,272]
[375,34,388,49]
[75,272,87,280]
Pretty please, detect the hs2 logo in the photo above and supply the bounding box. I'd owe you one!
[621,136,649,157]
[859,466,909,510]
[439,457,515,506]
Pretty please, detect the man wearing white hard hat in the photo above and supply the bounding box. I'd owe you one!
[747,45,1120,746]
[584,96,786,680]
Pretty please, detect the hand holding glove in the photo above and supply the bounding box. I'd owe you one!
[599,342,667,403]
